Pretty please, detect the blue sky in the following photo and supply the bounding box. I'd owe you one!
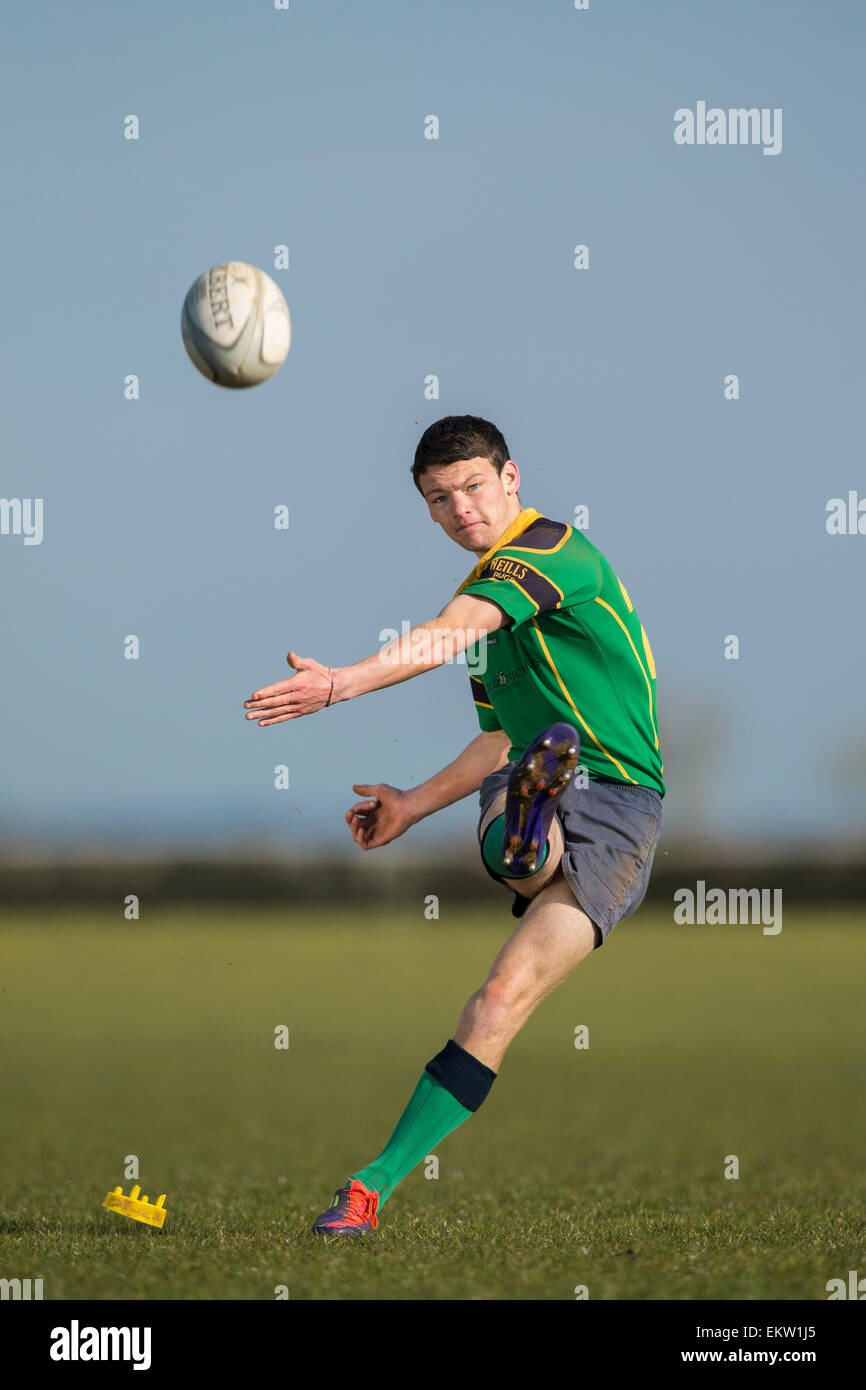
[1,0,864,853]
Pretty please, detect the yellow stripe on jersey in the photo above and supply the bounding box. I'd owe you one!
[505,524,573,557]
[593,597,660,752]
[617,577,634,612]
[459,559,564,616]
[616,575,656,689]
[454,508,543,595]
[530,619,637,783]
[506,563,565,611]
[469,675,494,710]
[504,578,543,615]
[473,570,564,618]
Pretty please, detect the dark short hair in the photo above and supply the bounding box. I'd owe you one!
[411,415,510,494]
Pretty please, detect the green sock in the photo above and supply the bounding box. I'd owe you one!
[481,811,549,878]
[350,1072,473,1207]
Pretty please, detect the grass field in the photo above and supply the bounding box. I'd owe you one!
[0,904,863,1300]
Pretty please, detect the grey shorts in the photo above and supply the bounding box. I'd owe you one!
[477,766,663,947]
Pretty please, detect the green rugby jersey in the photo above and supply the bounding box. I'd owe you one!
[456,508,664,795]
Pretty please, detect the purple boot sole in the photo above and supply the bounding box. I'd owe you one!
[502,723,580,875]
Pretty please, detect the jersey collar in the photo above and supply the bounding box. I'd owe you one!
[456,507,542,591]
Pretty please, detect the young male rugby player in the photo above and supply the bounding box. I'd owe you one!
[243,415,664,1235]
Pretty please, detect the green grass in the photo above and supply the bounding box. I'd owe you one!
[0,905,863,1300]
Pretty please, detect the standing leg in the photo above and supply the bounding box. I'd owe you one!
[319,872,597,1226]
[455,870,600,1071]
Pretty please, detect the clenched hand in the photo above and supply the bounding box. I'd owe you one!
[345,783,414,850]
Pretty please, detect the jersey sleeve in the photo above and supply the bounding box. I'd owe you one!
[458,523,602,627]
[469,674,502,731]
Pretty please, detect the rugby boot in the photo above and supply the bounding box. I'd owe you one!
[502,723,580,875]
[311,1178,380,1235]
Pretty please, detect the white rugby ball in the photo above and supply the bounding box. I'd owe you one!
[181,262,291,388]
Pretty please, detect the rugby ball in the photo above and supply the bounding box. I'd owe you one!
[181,262,291,388]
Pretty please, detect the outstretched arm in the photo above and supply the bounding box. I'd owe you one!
[243,592,507,727]
[345,728,512,850]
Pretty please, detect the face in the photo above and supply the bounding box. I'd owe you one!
[419,456,521,555]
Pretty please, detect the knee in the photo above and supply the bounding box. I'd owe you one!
[474,973,531,1028]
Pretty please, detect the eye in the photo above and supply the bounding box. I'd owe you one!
[467,483,481,492]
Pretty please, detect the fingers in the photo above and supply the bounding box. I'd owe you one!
[244,692,299,714]
[243,664,329,721]
[346,788,382,841]
[244,665,316,706]
[245,704,311,725]
[346,815,376,849]
[244,683,317,722]
[244,680,293,704]
[245,708,295,724]
[346,803,379,825]
[345,802,383,850]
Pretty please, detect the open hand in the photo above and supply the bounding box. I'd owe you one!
[244,651,333,726]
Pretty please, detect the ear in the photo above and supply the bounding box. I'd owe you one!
[502,459,521,494]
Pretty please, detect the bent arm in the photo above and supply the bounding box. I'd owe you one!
[404,728,512,826]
